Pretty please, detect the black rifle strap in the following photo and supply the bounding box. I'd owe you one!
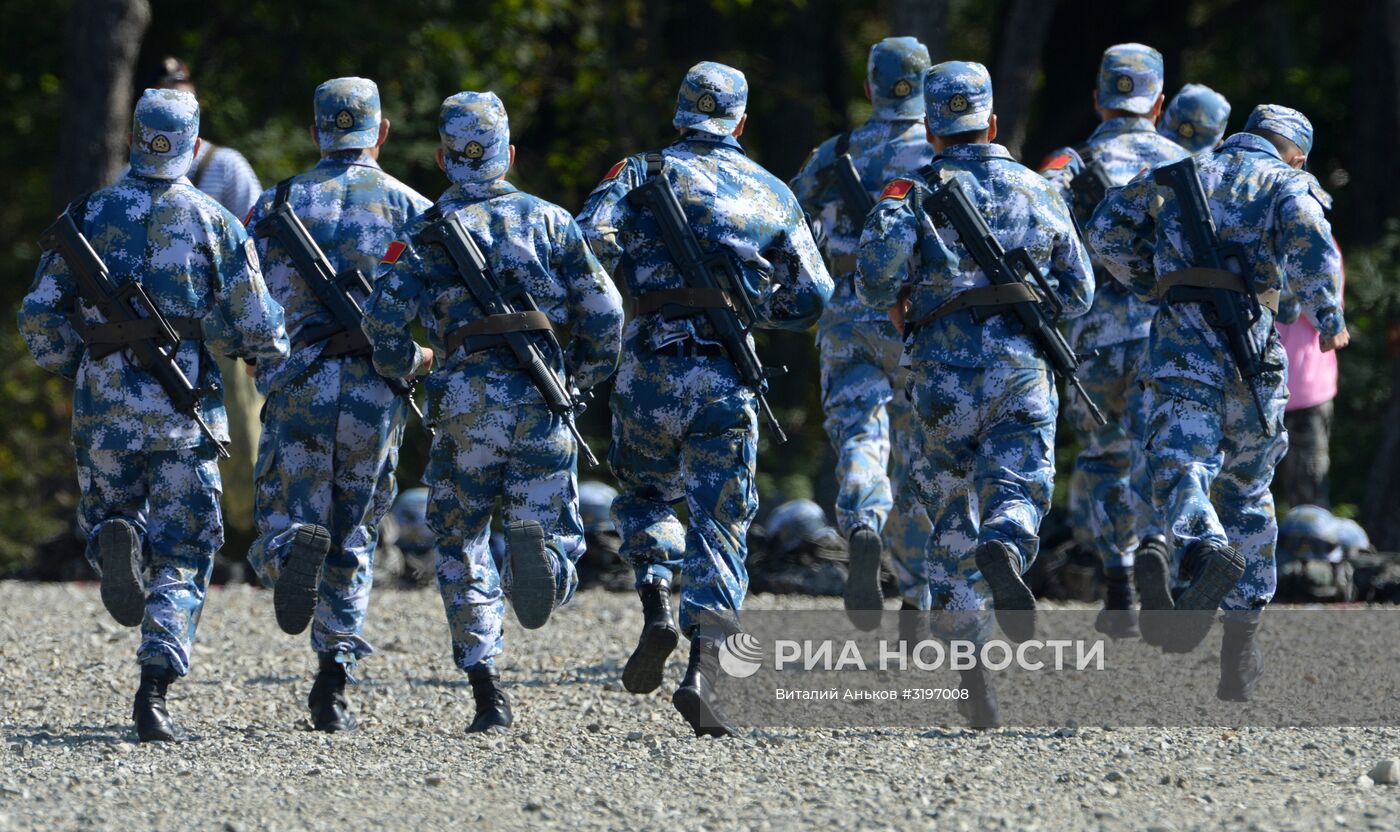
[642,152,664,178]
[904,283,1040,334]
[1074,143,1095,165]
[274,177,293,208]
[835,130,851,158]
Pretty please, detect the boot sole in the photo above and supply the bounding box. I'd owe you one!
[1133,547,1174,648]
[622,623,679,694]
[672,685,739,737]
[99,521,145,628]
[507,521,556,630]
[1164,546,1245,654]
[843,528,884,631]
[975,544,1036,643]
[274,525,331,635]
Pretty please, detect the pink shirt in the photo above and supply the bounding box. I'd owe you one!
[1276,258,1342,412]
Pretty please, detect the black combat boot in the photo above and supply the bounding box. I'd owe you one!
[307,653,357,733]
[1095,566,1141,639]
[621,581,680,694]
[975,540,1036,642]
[99,519,146,628]
[844,525,885,631]
[1164,541,1245,654]
[672,636,740,737]
[898,599,926,652]
[133,663,187,743]
[956,665,1001,730]
[1217,614,1265,701]
[465,664,513,733]
[507,520,558,630]
[274,524,331,635]
[1133,535,1174,648]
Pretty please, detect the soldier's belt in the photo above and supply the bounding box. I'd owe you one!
[630,287,736,318]
[828,254,858,275]
[293,323,372,359]
[1156,268,1280,315]
[82,316,205,360]
[445,310,554,356]
[904,283,1041,333]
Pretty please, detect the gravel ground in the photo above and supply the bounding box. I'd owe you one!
[2,581,1398,831]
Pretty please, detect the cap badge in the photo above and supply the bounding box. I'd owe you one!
[1115,75,1134,94]
[697,92,718,114]
[464,141,486,161]
[150,135,171,154]
[893,78,913,97]
[1178,122,1196,139]
[948,94,969,114]
[335,109,354,130]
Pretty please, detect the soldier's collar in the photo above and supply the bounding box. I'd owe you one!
[444,177,519,202]
[934,142,1013,161]
[674,131,747,155]
[317,149,381,170]
[1223,132,1284,160]
[1090,115,1157,139]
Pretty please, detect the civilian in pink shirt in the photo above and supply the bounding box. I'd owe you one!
[1275,250,1344,507]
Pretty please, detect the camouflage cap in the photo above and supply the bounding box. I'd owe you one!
[439,91,510,184]
[314,77,382,152]
[1097,43,1164,115]
[1335,518,1372,553]
[129,88,200,180]
[925,61,993,136]
[673,61,748,136]
[1280,504,1340,546]
[1244,103,1314,156]
[1159,83,1231,153]
[868,37,930,119]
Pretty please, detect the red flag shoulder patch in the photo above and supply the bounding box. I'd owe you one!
[602,159,627,182]
[879,179,915,201]
[381,241,408,265]
[1040,152,1073,172]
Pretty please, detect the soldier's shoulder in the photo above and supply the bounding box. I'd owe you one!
[1280,168,1334,211]
[371,169,433,211]
[171,182,245,232]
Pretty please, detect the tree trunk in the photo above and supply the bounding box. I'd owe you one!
[888,0,951,63]
[991,0,1057,161]
[55,0,152,208]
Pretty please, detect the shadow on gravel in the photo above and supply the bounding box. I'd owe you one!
[406,677,471,689]
[10,725,129,747]
[242,674,305,685]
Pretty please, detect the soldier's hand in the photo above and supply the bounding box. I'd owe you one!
[415,346,435,376]
[1321,329,1351,352]
[888,299,909,332]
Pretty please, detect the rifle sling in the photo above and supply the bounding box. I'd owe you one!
[445,310,554,356]
[82,316,205,360]
[1157,268,1280,315]
[630,287,736,317]
[905,283,1040,333]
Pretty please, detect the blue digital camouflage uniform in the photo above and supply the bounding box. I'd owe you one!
[244,78,431,662]
[1160,84,1231,155]
[18,89,289,675]
[363,91,624,671]
[1040,44,1187,571]
[576,61,833,636]
[858,62,1093,635]
[1088,105,1346,611]
[789,37,934,608]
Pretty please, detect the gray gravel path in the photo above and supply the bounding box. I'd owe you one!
[1,582,1397,831]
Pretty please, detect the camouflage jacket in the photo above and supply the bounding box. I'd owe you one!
[245,151,431,395]
[575,132,833,352]
[1087,132,1346,390]
[1041,116,1188,351]
[790,116,932,321]
[857,142,1093,370]
[362,179,624,415]
[19,173,289,450]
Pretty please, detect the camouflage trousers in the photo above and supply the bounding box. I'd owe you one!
[817,306,932,607]
[609,349,758,636]
[1146,372,1288,610]
[248,357,405,659]
[908,363,1057,639]
[76,443,223,676]
[426,403,582,671]
[1065,339,1156,569]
